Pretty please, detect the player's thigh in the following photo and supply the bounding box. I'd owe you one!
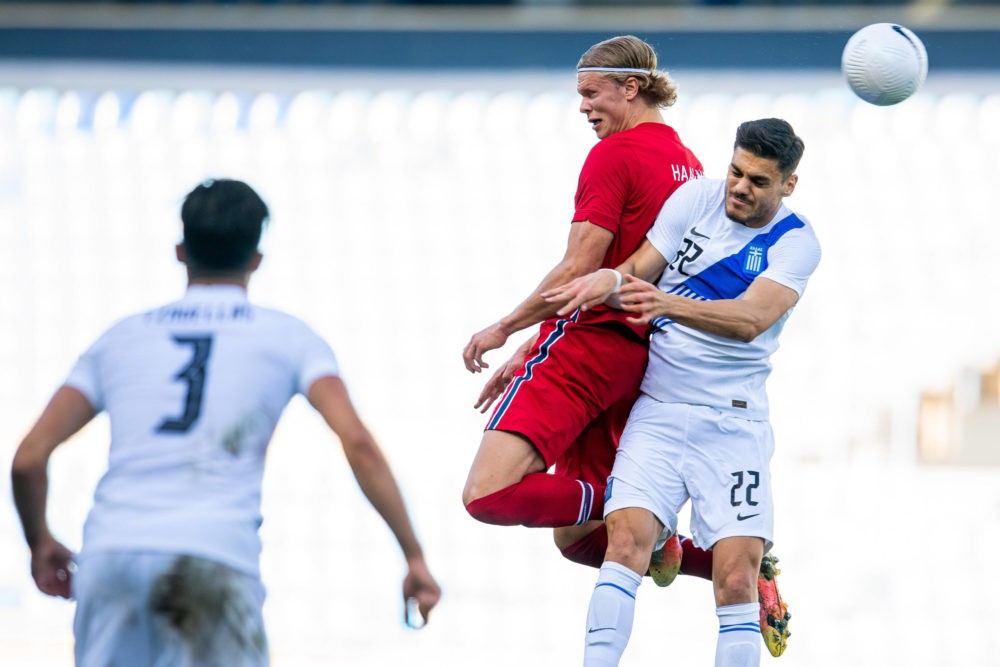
[463,429,546,501]
[605,396,690,536]
[487,321,646,467]
[685,408,776,553]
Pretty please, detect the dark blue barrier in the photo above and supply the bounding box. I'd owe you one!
[0,27,997,70]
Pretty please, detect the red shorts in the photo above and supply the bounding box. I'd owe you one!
[486,314,648,486]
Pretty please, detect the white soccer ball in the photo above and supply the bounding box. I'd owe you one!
[841,23,928,106]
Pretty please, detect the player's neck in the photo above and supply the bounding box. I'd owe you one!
[187,274,250,289]
[629,107,664,129]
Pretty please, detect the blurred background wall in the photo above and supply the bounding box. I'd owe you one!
[1,2,999,666]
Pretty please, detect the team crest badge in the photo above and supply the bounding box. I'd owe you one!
[744,245,766,275]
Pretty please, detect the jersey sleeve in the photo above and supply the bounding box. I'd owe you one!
[760,224,822,297]
[64,334,108,412]
[294,325,341,396]
[645,178,709,261]
[572,139,632,234]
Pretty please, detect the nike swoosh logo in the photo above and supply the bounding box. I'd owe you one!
[736,513,760,521]
[690,226,710,239]
[587,627,615,633]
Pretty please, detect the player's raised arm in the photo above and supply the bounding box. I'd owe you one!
[306,375,441,624]
[461,220,613,373]
[473,332,539,414]
[618,274,800,341]
[541,238,668,316]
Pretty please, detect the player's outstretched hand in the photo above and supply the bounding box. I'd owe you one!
[542,269,620,317]
[30,535,75,599]
[618,274,669,325]
[402,557,441,629]
[463,322,510,373]
[474,353,522,413]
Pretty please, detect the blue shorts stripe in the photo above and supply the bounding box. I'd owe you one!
[486,312,578,430]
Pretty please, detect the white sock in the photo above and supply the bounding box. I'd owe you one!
[715,602,761,667]
[583,561,641,667]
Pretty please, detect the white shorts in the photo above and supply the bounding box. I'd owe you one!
[73,551,268,667]
[605,395,775,552]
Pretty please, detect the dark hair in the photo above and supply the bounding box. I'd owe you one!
[577,35,678,109]
[734,118,805,179]
[180,179,268,272]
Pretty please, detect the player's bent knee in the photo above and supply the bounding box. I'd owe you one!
[714,569,757,605]
[604,528,647,565]
[463,485,519,526]
[461,482,482,508]
[553,523,597,550]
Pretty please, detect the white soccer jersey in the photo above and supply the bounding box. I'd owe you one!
[66,285,339,576]
[641,177,821,419]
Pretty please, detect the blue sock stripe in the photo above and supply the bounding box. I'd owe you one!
[594,582,636,600]
[719,623,761,634]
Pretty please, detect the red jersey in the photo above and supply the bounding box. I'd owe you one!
[486,122,703,476]
[571,122,703,336]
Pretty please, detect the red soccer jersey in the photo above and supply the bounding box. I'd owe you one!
[572,122,703,335]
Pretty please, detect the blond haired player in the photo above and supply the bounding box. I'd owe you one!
[547,119,817,664]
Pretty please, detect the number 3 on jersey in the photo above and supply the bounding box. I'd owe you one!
[157,335,213,433]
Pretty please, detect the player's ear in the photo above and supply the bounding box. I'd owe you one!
[782,174,798,197]
[175,243,186,264]
[248,252,263,272]
[622,76,640,101]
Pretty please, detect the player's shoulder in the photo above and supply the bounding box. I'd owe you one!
[773,208,822,261]
[670,175,725,212]
[681,175,724,195]
[250,303,319,333]
[592,123,686,154]
[97,309,153,341]
[782,209,820,241]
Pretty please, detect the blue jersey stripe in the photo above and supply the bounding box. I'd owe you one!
[675,213,804,301]
[653,214,803,331]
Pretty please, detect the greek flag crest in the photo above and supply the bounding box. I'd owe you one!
[744,245,766,275]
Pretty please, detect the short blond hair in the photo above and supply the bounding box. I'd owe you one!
[577,35,678,109]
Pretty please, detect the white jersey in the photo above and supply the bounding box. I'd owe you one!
[66,285,339,576]
[641,177,821,419]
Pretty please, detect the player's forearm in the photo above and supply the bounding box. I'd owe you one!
[10,454,52,549]
[654,296,768,342]
[618,241,668,285]
[346,439,425,560]
[499,256,603,333]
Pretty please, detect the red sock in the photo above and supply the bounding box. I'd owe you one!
[562,526,696,583]
[678,536,713,581]
[465,472,603,527]
[560,524,608,569]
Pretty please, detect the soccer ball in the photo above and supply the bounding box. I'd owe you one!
[841,23,928,106]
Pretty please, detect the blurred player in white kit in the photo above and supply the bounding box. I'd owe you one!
[11,178,440,666]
